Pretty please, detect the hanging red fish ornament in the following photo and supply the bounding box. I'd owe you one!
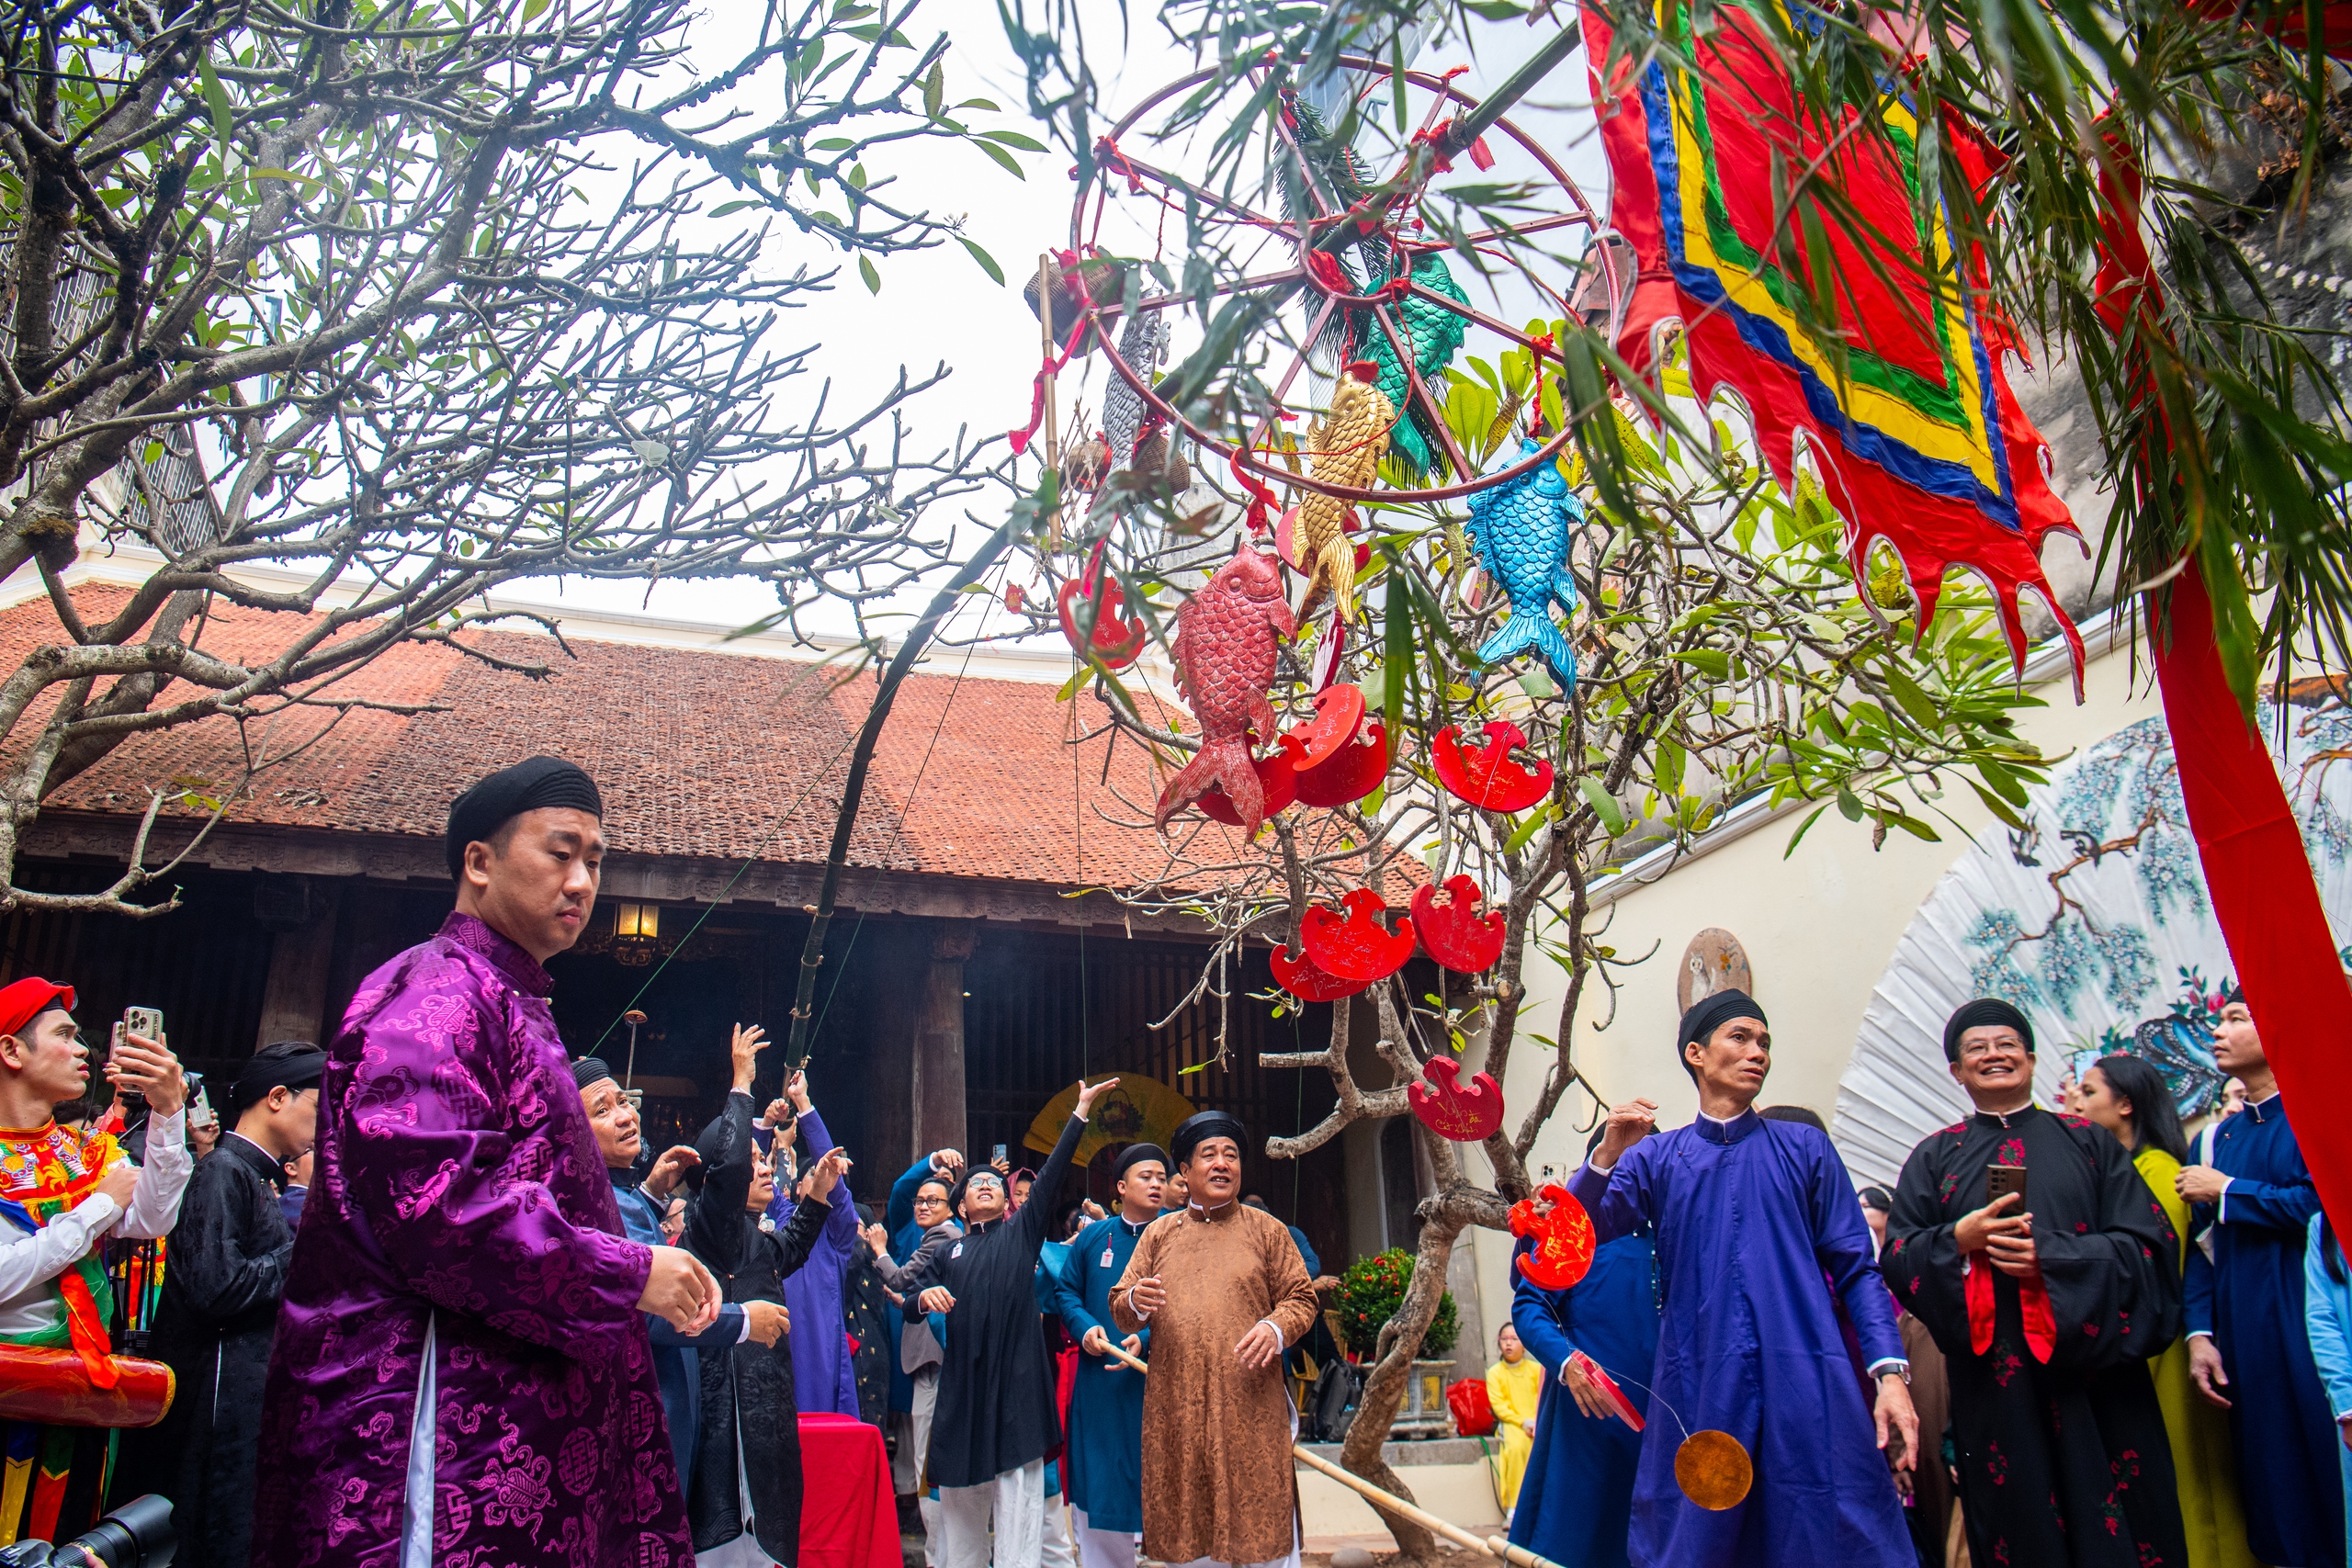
[1509,1183,1597,1289]
[1057,553,1148,670]
[1289,683,1366,769]
[1199,733,1302,829]
[1293,722,1390,808]
[1431,721,1554,812]
[1408,1055,1505,1142]
[1410,875,1506,974]
[1155,545,1295,835]
[1270,942,1371,1002]
[1298,887,1416,982]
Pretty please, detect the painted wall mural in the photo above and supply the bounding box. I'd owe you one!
[1833,691,2352,1188]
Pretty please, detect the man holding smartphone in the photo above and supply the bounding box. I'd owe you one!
[0,976,189,1547]
[1885,998,2188,1568]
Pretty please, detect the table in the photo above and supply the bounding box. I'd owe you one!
[797,1413,899,1568]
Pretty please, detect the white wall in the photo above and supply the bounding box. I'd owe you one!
[1464,616,2163,1328]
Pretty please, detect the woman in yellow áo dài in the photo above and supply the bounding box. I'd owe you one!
[1485,1322,1543,1514]
[2079,1055,2258,1568]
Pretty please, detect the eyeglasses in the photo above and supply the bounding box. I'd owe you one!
[913,1194,948,1208]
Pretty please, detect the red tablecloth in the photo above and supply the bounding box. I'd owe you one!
[797,1414,899,1568]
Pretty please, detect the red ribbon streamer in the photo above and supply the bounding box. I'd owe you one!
[2152,563,2352,1231]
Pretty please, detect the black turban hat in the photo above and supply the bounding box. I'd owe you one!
[571,1056,616,1090]
[951,1165,1006,1211]
[1113,1143,1169,1181]
[1170,1110,1246,1166]
[1679,988,1767,1055]
[1942,998,2034,1062]
[446,756,605,878]
[230,1043,326,1114]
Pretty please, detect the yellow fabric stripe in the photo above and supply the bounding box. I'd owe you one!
[0,1450,29,1547]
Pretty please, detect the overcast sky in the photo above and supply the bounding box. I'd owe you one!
[503,0,1611,646]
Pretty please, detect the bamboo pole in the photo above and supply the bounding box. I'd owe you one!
[1100,1341,1563,1568]
[1039,252,1061,547]
[1292,1444,1567,1568]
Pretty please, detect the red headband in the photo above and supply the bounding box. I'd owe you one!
[0,976,74,1043]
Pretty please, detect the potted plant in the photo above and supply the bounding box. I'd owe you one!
[1335,1249,1460,1437]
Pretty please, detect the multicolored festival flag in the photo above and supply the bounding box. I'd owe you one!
[1583,0,2086,689]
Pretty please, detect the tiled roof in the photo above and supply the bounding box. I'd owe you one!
[4,587,1257,890]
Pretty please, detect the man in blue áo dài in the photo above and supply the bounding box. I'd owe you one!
[1510,1126,1661,1568]
[1054,1145,1168,1568]
[576,1051,786,1492]
[1568,989,1917,1567]
[2180,992,2345,1568]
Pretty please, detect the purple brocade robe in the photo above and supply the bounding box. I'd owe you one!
[250,912,684,1568]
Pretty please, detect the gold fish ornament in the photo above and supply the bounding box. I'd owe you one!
[1297,360,1393,621]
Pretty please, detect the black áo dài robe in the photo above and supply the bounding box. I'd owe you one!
[684,1089,832,1565]
[124,1131,295,1568]
[925,1113,1081,1490]
[1885,1106,2188,1568]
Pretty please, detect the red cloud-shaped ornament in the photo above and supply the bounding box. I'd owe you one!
[1270,942,1370,1001]
[1509,1184,1597,1290]
[1410,875,1505,974]
[1293,722,1390,808]
[1200,733,1301,829]
[1298,887,1415,982]
[1408,1055,1505,1142]
[1057,572,1148,669]
[1431,721,1553,812]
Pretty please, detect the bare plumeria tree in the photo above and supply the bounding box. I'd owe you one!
[1034,388,2055,1555]
[0,0,1033,913]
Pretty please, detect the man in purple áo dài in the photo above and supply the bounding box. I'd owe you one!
[250,756,724,1568]
[759,1063,863,1416]
[1570,989,1918,1568]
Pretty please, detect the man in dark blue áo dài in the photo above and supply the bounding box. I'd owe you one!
[2181,992,2344,1568]
[1054,1144,1169,1568]
[577,1056,785,1489]
[1568,989,1917,1568]
[1510,1126,1661,1568]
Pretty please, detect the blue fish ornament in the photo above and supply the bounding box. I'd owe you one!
[1464,437,1583,693]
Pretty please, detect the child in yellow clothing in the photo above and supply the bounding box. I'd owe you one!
[1486,1323,1544,1513]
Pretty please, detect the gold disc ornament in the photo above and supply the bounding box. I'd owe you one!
[1674,1430,1753,1510]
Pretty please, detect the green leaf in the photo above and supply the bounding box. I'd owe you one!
[1177,1061,1208,1076]
[958,237,1005,285]
[709,199,761,217]
[1672,649,1730,680]
[955,97,1001,110]
[811,137,857,151]
[923,60,945,118]
[1463,0,1527,15]
[858,254,881,294]
[1968,779,2029,830]
[1577,776,1627,835]
[1503,806,1551,854]
[1783,802,1831,857]
[1882,665,1943,731]
[980,129,1047,151]
[197,54,234,162]
[970,139,1024,178]
[521,0,550,17]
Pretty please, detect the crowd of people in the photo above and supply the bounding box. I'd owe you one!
[0,753,2340,1568]
[1490,988,2344,1568]
[0,757,1331,1568]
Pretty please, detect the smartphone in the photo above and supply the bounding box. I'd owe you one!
[123,1006,162,1043]
[991,1144,1008,1164]
[1986,1164,2028,1207]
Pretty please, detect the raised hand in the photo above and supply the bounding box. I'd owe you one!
[863,1223,891,1258]
[1592,1099,1657,1168]
[108,1032,186,1116]
[807,1146,852,1200]
[1074,1075,1123,1119]
[643,1145,701,1201]
[786,1068,811,1112]
[729,1024,767,1093]
[763,1099,792,1127]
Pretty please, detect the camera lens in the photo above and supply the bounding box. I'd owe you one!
[51,1495,174,1568]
